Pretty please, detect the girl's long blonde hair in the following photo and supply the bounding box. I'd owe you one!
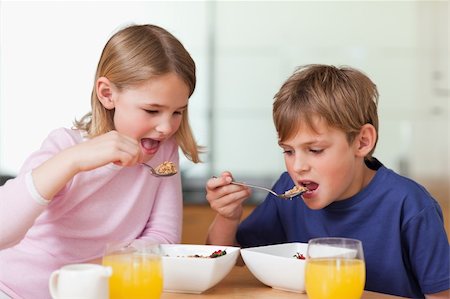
[74,24,202,163]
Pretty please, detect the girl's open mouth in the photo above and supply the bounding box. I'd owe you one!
[141,138,160,155]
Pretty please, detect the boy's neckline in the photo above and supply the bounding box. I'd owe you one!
[325,163,385,210]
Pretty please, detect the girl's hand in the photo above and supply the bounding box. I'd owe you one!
[205,171,251,221]
[68,130,142,172]
[31,131,142,201]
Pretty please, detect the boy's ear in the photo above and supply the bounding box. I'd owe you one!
[96,77,115,110]
[354,124,377,157]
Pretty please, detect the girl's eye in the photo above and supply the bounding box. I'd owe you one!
[145,109,159,114]
[173,111,183,116]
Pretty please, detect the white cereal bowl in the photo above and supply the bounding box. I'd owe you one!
[160,244,240,294]
[240,242,308,293]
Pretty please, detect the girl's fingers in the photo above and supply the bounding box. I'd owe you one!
[103,131,142,165]
[78,131,142,169]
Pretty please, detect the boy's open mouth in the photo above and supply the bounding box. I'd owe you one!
[302,181,318,192]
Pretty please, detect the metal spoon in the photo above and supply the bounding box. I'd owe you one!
[142,162,177,177]
[212,176,308,200]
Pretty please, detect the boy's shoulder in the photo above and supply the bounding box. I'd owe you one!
[366,158,418,194]
[276,171,295,186]
[377,165,432,198]
[373,164,441,216]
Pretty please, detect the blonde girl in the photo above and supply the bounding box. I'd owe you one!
[0,24,201,299]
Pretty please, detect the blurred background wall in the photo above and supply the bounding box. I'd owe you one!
[1,1,448,220]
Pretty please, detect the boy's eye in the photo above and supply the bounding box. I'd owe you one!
[310,148,323,154]
[282,149,294,155]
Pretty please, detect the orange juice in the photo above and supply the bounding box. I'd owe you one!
[305,258,365,299]
[103,252,163,299]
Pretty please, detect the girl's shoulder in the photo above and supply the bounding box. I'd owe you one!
[47,127,84,140]
[42,127,85,149]
[18,128,84,175]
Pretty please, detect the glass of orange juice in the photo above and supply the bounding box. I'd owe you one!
[305,237,365,299]
[102,240,163,299]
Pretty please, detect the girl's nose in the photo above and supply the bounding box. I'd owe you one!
[155,118,174,135]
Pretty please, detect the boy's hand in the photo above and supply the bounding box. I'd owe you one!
[205,171,251,221]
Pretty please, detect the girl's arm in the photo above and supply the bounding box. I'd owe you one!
[33,131,141,200]
[0,130,141,249]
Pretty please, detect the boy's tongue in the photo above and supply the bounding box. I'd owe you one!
[141,138,159,150]
[305,182,319,191]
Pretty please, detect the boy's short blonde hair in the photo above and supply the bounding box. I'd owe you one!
[75,24,202,163]
[273,64,379,159]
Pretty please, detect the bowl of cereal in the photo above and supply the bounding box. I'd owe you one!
[160,244,240,294]
[240,242,308,293]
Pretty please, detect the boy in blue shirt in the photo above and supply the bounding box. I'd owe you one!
[205,64,449,298]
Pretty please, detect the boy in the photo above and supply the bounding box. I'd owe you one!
[205,64,449,298]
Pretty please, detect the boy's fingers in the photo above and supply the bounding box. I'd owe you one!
[208,175,232,189]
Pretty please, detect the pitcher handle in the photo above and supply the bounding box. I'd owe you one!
[48,270,60,299]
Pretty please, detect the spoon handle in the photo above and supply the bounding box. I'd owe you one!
[211,176,299,199]
[229,181,279,197]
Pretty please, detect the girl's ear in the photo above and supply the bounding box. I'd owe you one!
[96,77,115,110]
[354,124,377,157]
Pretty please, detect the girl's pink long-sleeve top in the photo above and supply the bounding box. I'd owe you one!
[0,128,183,299]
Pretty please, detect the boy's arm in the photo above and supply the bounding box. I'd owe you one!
[205,172,251,246]
[425,290,449,299]
[206,214,240,246]
[206,214,246,266]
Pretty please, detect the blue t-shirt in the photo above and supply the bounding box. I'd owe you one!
[236,162,449,298]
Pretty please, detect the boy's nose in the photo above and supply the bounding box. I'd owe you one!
[293,157,310,173]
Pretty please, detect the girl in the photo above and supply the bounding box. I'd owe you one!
[0,24,202,299]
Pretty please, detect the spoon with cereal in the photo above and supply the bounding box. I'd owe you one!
[213,177,308,200]
[142,161,177,177]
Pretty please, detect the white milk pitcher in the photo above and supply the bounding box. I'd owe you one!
[49,263,112,299]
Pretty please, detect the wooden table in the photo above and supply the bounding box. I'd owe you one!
[161,265,407,298]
